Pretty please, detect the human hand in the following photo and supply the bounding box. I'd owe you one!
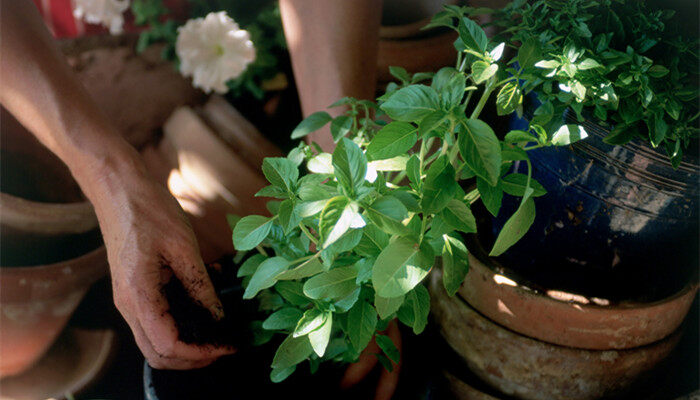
[340,321,402,400]
[89,155,235,369]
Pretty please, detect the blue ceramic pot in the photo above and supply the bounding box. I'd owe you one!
[494,108,699,300]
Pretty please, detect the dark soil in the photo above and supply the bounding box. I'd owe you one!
[162,257,256,347]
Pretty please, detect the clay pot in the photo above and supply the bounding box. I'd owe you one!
[430,272,683,400]
[377,30,457,83]
[458,240,698,350]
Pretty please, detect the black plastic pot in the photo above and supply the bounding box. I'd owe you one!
[495,108,699,301]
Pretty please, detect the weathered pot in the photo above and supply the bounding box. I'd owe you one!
[459,238,698,350]
[430,272,683,400]
[377,30,457,83]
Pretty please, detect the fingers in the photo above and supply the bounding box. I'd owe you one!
[340,340,379,389]
[167,245,225,321]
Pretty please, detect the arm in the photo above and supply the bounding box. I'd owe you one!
[0,0,232,369]
[279,0,382,151]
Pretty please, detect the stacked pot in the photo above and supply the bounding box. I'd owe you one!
[0,111,108,377]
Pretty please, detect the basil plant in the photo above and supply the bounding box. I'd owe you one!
[232,7,578,382]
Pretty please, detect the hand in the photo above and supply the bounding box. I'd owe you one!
[340,321,402,400]
[89,154,235,369]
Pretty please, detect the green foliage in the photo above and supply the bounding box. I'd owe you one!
[480,0,699,165]
[232,6,596,382]
[131,0,287,99]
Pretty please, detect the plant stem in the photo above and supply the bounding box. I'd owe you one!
[299,223,319,246]
[470,80,495,120]
[256,245,268,257]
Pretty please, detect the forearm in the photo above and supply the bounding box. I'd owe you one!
[0,1,142,201]
[280,0,382,151]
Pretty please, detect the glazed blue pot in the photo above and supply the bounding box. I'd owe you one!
[494,108,699,299]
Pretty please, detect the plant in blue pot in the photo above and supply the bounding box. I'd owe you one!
[470,0,699,302]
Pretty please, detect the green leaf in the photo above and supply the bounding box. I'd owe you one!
[496,81,522,116]
[439,199,477,233]
[458,119,502,186]
[262,158,298,193]
[318,196,365,248]
[375,334,400,365]
[243,257,289,299]
[333,138,367,195]
[347,300,377,353]
[303,266,358,300]
[490,189,536,257]
[367,195,411,236]
[471,61,498,84]
[431,67,466,108]
[380,85,440,122]
[330,115,353,142]
[291,111,332,139]
[334,286,361,312]
[308,312,333,356]
[354,258,374,284]
[421,156,457,215]
[366,122,417,161]
[578,58,602,70]
[356,225,390,258]
[369,155,409,171]
[233,215,273,251]
[647,65,669,78]
[272,334,314,369]
[278,257,324,280]
[270,365,296,383]
[418,110,449,137]
[375,295,405,319]
[275,281,311,305]
[237,254,265,277]
[406,155,421,189]
[255,185,288,199]
[263,308,303,330]
[552,124,588,146]
[307,153,334,174]
[293,308,326,337]
[501,174,547,197]
[279,199,301,234]
[517,38,541,69]
[442,235,469,296]
[504,130,537,144]
[477,177,502,217]
[389,66,410,83]
[458,16,488,53]
[372,237,432,298]
[397,285,430,334]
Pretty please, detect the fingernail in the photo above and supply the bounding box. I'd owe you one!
[211,304,225,320]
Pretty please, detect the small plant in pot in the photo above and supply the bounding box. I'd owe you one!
[468,0,699,301]
[231,6,583,381]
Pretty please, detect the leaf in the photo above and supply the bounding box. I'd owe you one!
[389,66,410,83]
[279,199,301,234]
[647,65,669,78]
[375,334,400,365]
[356,225,390,258]
[303,266,358,300]
[333,138,368,195]
[458,119,502,186]
[275,281,311,305]
[418,110,449,137]
[243,257,289,299]
[366,122,417,161]
[477,177,502,217]
[504,130,537,144]
[255,185,288,199]
[291,111,332,139]
[431,67,466,108]
[396,285,430,334]
[489,42,505,61]
[263,308,303,330]
[272,334,314,369]
[421,156,457,215]
[354,258,374,284]
[237,254,265,277]
[439,199,477,233]
[233,215,273,251]
[270,365,296,383]
[375,295,405,319]
[330,115,353,142]
[472,61,498,84]
[262,158,298,193]
[372,237,432,298]
[552,124,588,146]
[442,235,469,296]
[458,16,488,53]
[517,38,540,69]
[578,58,602,70]
[490,189,536,257]
[334,286,361,312]
[380,85,440,122]
[278,257,324,280]
[308,312,333,357]
[369,155,409,171]
[293,308,326,337]
[406,155,421,189]
[307,153,334,174]
[318,196,365,248]
[367,195,411,236]
[501,174,547,197]
[496,81,522,116]
[347,300,377,353]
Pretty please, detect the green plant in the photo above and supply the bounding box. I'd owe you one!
[472,0,699,167]
[131,0,287,99]
[232,6,582,382]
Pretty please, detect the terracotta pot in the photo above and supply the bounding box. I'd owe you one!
[458,239,698,350]
[377,30,458,83]
[430,272,683,400]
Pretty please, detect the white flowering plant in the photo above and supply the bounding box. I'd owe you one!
[73,0,130,35]
[131,0,287,98]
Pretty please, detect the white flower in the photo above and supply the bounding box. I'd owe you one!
[176,12,256,94]
[73,0,130,35]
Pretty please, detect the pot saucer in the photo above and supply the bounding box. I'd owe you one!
[0,328,115,400]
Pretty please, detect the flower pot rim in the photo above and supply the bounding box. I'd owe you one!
[0,245,106,272]
[458,235,698,350]
[0,192,98,235]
